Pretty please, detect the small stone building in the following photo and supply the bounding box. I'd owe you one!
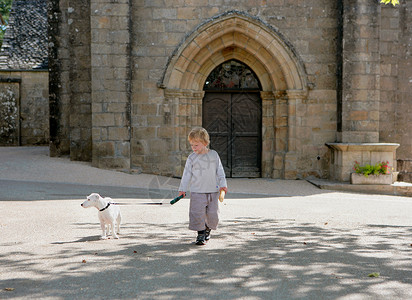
[0,0,49,146]
[49,0,412,181]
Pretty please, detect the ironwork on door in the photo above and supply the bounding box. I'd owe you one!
[203,60,262,178]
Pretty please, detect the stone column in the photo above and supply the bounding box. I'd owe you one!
[48,0,70,157]
[340,0,381,143]
[48,0,92,160]
[328,1,400,182]
[90,0,131,169]
[260,91,275,178]
[273,90,287,179]
[67,0,92,161]
[164,89,204,177]
[284,89,307,179]
[164,89,182,177]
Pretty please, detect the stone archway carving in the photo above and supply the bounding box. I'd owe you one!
[162,11,308,179]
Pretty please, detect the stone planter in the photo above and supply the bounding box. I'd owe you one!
[350,173,393,185]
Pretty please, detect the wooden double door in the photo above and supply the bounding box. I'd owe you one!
[203,92,262,178]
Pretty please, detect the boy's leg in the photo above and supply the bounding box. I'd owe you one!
[205,192,219,230]
[204,225,211,241]
[189,193,207,231]
[196,230,207,245]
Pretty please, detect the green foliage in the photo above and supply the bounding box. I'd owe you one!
[353,161,390,177]
[0,0,13,17]
[380,0,400,6]
[0,0,13,47]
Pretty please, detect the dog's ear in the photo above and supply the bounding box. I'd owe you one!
[88,193,99,200]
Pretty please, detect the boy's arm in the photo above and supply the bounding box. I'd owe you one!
[178,156,192,193]
[216,153,227,191]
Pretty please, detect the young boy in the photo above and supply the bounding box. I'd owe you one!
[178,127,228,245]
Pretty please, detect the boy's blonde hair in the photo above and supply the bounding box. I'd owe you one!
[188,127,210,146]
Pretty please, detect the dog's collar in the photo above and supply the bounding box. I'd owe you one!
[99,203,110,211]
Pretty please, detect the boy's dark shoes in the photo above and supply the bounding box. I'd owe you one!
[196,233,207,245]
[205,226,211,241]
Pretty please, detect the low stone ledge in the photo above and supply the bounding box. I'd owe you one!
[308,178,412,197]
[326,143,400,152]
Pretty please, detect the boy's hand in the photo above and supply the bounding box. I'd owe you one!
[219,187,227,202]
[178,191,186,198]
[220,187,228,194]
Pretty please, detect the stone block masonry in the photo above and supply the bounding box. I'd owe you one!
[48,0,92,160]
[132,1,340,178]
[0,72,49,146]
[339,0,381,143]
[379,1,412,182]
[49,0,412,182]
[67,0,92,161]
[91,0,131,170]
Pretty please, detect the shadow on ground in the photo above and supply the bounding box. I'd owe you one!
[1,218,411,299]
[0,179,298,202]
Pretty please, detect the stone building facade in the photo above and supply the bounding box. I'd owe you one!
[0,0,49,146]
[49,0,412,181]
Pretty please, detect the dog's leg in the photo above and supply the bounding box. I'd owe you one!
[100,222,108,239]
[116,213,121,234]
[111,222,119,239]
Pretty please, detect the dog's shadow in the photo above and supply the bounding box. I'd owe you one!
[51,222,123,244]
[51,235,103,244]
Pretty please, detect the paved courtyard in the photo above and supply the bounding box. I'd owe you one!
[1,147,412,299]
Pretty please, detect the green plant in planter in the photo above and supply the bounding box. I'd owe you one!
[353,161,390,177]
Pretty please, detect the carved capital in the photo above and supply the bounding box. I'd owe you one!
[286,89,308,100]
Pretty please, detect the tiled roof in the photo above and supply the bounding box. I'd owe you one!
[0,0,48,70]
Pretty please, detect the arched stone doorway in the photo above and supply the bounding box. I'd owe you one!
[203,59,262,178]
[161,11,308,179]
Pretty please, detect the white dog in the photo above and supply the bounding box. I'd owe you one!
[81,193,121,239]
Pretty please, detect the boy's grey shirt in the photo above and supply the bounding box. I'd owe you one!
[179,150,227,193]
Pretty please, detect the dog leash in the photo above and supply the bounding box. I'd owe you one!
[103,195,185,206]
[110,202,164,206]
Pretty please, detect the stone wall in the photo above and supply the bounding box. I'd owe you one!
[48,0,68,156]
[48,0,92,160]
[90,0,131,170]
[340,0,381,143]
[0,71,49,146]
[19,71,49,145]
[379,1,412,180]
[50,0,411,180]
[129,0,340,178]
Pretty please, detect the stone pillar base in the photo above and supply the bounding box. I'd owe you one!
[326,143,400,182]
[284,152,298,179]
